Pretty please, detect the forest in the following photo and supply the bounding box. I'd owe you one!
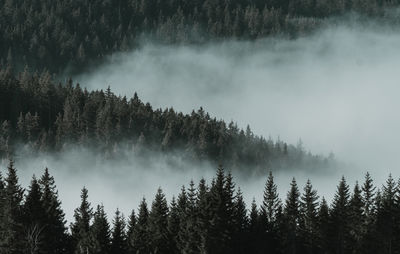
[0,160,398,254]
[0,67,332,173]
[1,0,398,74]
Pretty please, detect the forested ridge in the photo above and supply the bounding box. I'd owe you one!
[1,0,398,74]
[0,160,399,254]
[0,68,331,173]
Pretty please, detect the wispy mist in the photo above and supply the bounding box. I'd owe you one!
[5,22,399,222]
[76,23,400,173]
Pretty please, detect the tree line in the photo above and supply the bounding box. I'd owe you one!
[0,68,331,174]
[0,0,396,74]
[1,160,399,254]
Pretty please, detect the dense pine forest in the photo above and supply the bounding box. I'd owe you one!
[1,0,399,74]
[0,160,398,254]
[0,67,331,173]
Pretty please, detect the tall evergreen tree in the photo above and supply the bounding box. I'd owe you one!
[148,188,170,253]
[110,209,127,254]
[90,204,111,254]
[23,176,46,254]
[39,167,69,254]
[329,176,351,254]
[283,178,301,254]
[0,160,25,254]
[130,198,150,254]
[300,179,319,254]
[71,187,93,254]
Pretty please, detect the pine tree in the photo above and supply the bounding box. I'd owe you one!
[126,210,136,252]
[232,188,248,254]
[329,176,351,254]
[300,179,319,254]
[23,175,46,254]
[259,171,281,253]
[167,197,180,254]
[283,178,301,254]
[131,198,150,254]
[90,204,111,254]
[110,209,127,254]
[39,167,69,254]
[71,187,93,254]
[348,182,365,254]
[148,188,170,253]
[375,175,397,254]
[317,197,330,252]
[207,165,232,254]
[0,160,25,254]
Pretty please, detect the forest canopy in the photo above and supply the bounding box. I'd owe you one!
[0,161,397,254]
[1,0,399,74]
[0,68,332,174]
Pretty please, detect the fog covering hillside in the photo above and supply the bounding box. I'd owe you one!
[1,2,400,252]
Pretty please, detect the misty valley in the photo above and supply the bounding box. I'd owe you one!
[2,0,400,253]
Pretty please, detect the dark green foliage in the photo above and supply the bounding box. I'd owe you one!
[148,188,170,253]
[130,198,150,254]
[71,187,93,254]
[110,209,127,254]
[0,0,393,75]
[90,205,111,254]
[0,69,333,175]
[39,168,69,254]
[1,162,400,254]
[0,160,25,253]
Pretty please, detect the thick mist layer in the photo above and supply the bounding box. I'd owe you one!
[77,24,400,173]
[0,149,388,223]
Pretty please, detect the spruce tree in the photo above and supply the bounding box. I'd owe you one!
[232,188,248,254]
[259,171,281,253]
[71,187,93,254]
[375,175,397,254]
[126,210,136,252]
[300,179,319,254]
[283,178,301,254]
[148,188,170,254]
[110,209,127,254]
[90,204,111,254]
[23,176,46,254]
[0,160,25,254]
[131,198,150,254]
[39,167,69,254]
[348,182,365,254]
[167,197,180,254]
[329,176,351,254]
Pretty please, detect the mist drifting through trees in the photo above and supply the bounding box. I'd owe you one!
[1,0,400,252]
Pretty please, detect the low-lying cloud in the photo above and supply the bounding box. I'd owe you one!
[6,21,399,222]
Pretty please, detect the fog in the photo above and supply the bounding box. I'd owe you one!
[4,22,400,222]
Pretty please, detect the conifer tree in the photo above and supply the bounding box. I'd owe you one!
[0,160,25,254]
[126,210,136,252]
[90,204,111,254]
[148,188,170,253]
[348,182,364,253]
[71,187,93,254]
[232,188,248,254]
[283,178,301,254]
[39,167,69,254]
[317,197,330,252]
[110,209,127,254]
[300,179,319,254]
[131,198,150,254]
[23,176,46,254]
[167,197,180,254]
[329,176,351,254]
[259,171,281,253]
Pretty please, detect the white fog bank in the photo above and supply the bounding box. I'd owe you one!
[76,24,400,173]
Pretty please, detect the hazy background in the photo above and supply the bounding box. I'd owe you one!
[2,22,400,222]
